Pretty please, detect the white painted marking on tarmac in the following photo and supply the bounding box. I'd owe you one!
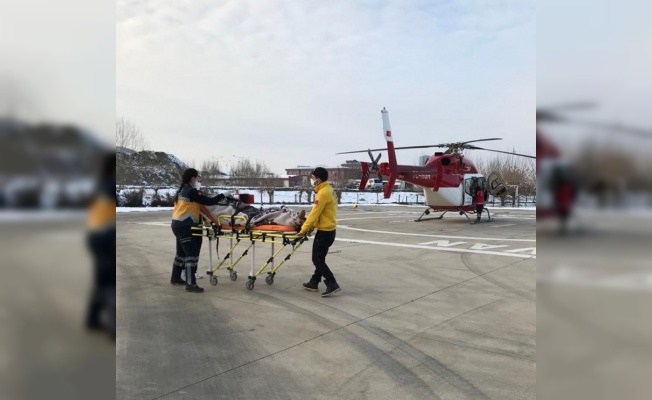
[129,222,169,227]
[419,240,467,247]
[490,224,516,228]
[539,266,652,292]
[338,216,411,221]
[470,243,510,250]
[505,247,536,255]
[128,222,535,258]
[335,238,535,259]
[337,225,535,242]
[492,215,536,220]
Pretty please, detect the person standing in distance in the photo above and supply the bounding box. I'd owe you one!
[299,167,340,297]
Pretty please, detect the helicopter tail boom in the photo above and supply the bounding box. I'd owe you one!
[382,108,398,199]
[359,161,370,191]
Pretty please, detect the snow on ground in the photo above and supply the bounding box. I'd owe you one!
[117,186,536,208]
[116,205,536,213]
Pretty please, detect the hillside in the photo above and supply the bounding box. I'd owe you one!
[116,150,188,186]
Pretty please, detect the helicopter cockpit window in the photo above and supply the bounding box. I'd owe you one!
[464,177,486,196]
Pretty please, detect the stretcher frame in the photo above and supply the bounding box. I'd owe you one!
[191,207,310,290]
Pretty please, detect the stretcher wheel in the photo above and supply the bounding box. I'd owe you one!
[246,280,255,290]
[210,275,218,286]
[265,275,274,285]
[230,271,238,281]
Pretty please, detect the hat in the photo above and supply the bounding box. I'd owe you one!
[311,167,329,182]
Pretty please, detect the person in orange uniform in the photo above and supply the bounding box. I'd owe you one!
[86,152,117,339]
[298,167,341,297]
[171,168,227,293]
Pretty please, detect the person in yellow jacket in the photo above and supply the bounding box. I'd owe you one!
[298,167,341,297]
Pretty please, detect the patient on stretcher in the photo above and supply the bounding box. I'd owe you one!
[202,195,307,232]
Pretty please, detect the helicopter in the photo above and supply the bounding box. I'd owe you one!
[536,102,652,228]
[337,108,536,224]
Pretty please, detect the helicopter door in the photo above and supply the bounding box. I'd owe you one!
[463,176,486,205]
[487,172,508,196]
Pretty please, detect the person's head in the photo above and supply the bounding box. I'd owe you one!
[181,168,201,188]
[310,167,328,186]
[174,168,201,202]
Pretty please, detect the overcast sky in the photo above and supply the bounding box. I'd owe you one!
[117,0,535,175]
[537,0,652,153]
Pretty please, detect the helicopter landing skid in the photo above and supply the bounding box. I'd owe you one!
[414,207,494,224]
[414,209,447,222]
[469,208,493,224]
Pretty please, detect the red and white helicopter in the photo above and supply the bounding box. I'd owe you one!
[536,103,652,223]
[337,108,536,223]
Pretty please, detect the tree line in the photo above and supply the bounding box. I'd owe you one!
[116,118,538,206]
[473,154,536,206]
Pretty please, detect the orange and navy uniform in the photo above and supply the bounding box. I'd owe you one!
[87,180,116,232]
[86,178,116,336]
[171,184,224,228]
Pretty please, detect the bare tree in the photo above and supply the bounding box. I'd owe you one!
[229,158,274,186]
[330,179,347,204]
[116,117,148,151]
[199,157,223,185]
[200,158,222,172]
[475,154,536,206]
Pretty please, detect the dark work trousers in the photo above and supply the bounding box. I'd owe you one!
[171,225,202,285]
[86,227,116,337]
[310,229,337,284]
[476,204,484,219]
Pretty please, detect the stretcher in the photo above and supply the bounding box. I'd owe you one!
[191,205,310,290]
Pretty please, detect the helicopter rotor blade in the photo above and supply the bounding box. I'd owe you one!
[337,148,387,155]
[565,119,652,138]
[467,145,536,159]
[460,138,503,145]
[538,102,597,112]
[367,149,375,163]
[337,138,507,154]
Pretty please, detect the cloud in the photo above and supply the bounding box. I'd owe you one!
[117,0,535,173]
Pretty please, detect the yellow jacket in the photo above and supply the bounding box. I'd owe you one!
[300,182,337,234]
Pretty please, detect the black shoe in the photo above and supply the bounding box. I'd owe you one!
[321,282,340,297]
[171,278,186,285]
[302,281,319,291]
[85,321,103,332]
[185,284,204,293]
